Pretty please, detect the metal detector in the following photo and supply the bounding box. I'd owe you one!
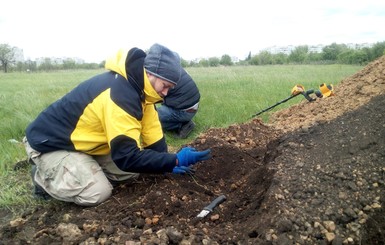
[251,85,315,118]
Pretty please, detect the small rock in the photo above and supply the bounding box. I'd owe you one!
[83,221,99,233]
[9,218,26,227]
[104,225,114,236]
[133,218,145,229]
[142,209,153,218]
[156,229,169,244]
[323,221,336,232]
[358,218,367,224]
[166,227,183,244]
[343,208,357,219]
[210,214,220,221]
[152,216,160,225]
[145,217,152,225]
[56,223,82,242]
[371,203,381,209]
[347,222,360,232]
[275,194,285,200]
[142,228,152,235]
[314,222,322,229]
[338,192,348,200]
[62,213,71,223]
[325,232,335,242]
[344,237,354,244]
[230,183,238,190]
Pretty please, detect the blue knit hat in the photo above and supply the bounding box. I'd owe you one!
[144,43,182,85]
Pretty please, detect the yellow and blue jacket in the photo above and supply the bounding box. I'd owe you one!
[26,48,177,173]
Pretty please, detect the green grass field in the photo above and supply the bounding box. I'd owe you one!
[0,64,363,209]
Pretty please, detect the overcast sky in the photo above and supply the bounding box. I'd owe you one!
[1,0,384,63]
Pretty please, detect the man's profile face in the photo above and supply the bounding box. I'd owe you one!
[147,73,175,98]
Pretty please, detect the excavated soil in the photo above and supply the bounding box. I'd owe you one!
[1,56,385,245]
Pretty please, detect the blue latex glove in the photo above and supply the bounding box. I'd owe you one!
[172,166,195,175]
[176,147,211,167]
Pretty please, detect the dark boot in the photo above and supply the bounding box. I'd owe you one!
[31,165,51,200]
[177,121,195,139]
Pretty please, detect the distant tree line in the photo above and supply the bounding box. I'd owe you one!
[20,57,103,72]
[183,41,385,67]
[1,42,385,72]
[0,43,104,73]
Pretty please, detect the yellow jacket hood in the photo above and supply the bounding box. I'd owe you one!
[105,48,162,104]
[144,76,163,104]
[105,48,129,79]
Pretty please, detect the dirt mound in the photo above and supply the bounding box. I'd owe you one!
[270,56,385,133]
[1,56,385,245]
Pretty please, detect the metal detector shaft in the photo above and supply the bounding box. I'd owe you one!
[251,89,315,118]
[251,93,299,117]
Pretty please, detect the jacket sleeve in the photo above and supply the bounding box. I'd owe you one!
[110,135,176,173]
[141,103,166,149]
[106,92,176,173]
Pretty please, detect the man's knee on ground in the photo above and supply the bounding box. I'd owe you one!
[74,181,113,206]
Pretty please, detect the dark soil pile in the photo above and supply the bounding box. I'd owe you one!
[1,56,385,245]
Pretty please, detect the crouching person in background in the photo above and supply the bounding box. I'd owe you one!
[157,68,200,138]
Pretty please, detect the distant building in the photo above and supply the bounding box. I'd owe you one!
[14,48,24,62]
[263,45,297,55]
[231,56,239,63]
[308,44,324,53]
[346,43,374,49]
[35,57,85,66]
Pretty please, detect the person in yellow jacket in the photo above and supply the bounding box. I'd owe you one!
[23,43,211,206]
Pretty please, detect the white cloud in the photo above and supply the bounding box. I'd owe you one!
[1,0,384,62]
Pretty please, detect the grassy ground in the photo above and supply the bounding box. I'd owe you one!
[0,65,363,209]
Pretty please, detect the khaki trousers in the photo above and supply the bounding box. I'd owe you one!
[23,137,138,206]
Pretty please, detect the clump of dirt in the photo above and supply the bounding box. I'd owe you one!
[1,56,385,245]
